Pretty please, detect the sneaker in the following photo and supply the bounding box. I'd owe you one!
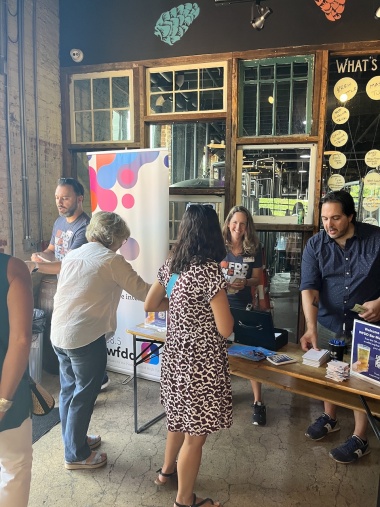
[101,373,110,391]
[252,402,266,426]
[305,413,340,441]
[329,435,370,464]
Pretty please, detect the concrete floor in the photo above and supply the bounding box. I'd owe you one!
[29,369,379,507]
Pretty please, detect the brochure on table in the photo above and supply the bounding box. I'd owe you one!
[350,319,380,387]
[88,149,169,381]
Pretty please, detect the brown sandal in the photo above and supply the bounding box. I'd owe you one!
[154,466,177,485]
[174,493,221,507]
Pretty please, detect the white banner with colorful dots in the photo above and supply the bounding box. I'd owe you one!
[88,149,169,381]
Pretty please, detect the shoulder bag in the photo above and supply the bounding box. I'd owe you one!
[28,376,55,416]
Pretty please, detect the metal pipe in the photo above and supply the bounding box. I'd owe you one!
[18,0,31,241]
[32,0,42,244]
[2,0,15,254]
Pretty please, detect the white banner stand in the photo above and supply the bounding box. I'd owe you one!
[88,149,169,381]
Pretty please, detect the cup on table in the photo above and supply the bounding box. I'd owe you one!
[357,343,370,372]
[329,340,345,362]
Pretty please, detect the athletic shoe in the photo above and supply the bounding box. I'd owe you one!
[329,435,370,464]
[305,413,340,440]
[252,402,266,426]
[101,373,110,391]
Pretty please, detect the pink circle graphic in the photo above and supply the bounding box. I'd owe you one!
[118,168,135,188]
[122,194,135,209]
[96,187,118,212]
[120,237,140,261]
[88,166,98,191]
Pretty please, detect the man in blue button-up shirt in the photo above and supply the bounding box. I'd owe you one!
[300,190,380,464]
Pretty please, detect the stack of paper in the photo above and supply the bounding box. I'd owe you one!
[326,360,350,382]
[302,348,330,367]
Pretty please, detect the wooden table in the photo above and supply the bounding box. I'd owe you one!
[128,326,380,435]
[229,343,380,421]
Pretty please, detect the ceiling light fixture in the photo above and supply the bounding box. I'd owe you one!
[375,7,380,19]
[251,0,273,30]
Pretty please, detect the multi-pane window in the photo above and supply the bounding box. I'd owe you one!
[240,56,314,137]
[69,71,133,143]
[147,63,226,114]
[150,121,226,187]
[237,144,317,224]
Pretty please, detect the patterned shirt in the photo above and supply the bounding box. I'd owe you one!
[300,221,380,334]
[50,213,90,261]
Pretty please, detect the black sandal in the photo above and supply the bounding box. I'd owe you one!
[154,466,177,486]
[175,493,219,507]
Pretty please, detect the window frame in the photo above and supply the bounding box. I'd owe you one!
[239,55,315,137]
[69,69,134,145]
[146,62,227,116]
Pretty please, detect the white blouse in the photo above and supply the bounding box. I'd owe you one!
[51,242,150,349]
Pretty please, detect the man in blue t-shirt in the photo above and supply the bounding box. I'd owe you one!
[29,178,90,274]
[28,178,110,389]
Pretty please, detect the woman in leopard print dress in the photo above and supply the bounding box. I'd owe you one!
[145,204,233,507]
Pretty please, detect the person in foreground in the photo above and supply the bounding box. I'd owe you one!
[51,211,156,470]
[145,204,234,507]
[221,206,265,426]
[300,190,380,464]
[0,254,33,507]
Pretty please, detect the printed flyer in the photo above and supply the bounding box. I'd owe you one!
[350,319,380,387]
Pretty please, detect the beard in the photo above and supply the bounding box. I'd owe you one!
[58,202,78,218]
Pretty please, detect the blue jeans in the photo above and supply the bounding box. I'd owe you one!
[54,336,107,463]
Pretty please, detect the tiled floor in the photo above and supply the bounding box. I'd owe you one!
[29,369,379,507]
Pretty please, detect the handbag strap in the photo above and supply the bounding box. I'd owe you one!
[166,273,179,298]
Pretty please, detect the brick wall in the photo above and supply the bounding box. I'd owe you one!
[0,0,61,259]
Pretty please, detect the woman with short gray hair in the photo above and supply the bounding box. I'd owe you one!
[85,211,131,248]
[51,211,164,470]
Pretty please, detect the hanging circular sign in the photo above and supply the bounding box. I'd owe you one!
[366,76,380,101]
[330,130,348,147]
[332,107,350,125]
[364,149,380,168]
[363,196,380,212]
[334,77,358,102]
[328,174,345,191]
[329,152,346,170]
[364,171,380,187]
[363,216,379,226]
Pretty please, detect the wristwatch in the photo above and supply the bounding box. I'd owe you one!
[0,398,13,412]
[32,262,39,273]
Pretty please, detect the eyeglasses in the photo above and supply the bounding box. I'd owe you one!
[57,177,84,196]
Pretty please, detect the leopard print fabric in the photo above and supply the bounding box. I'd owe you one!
[158,259,233,436]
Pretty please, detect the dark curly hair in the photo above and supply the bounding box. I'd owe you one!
[222,205,260,256]
[320,190,357,224]
[170,205,226,274]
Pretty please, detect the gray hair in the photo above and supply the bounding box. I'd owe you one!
[86,211,130,248]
